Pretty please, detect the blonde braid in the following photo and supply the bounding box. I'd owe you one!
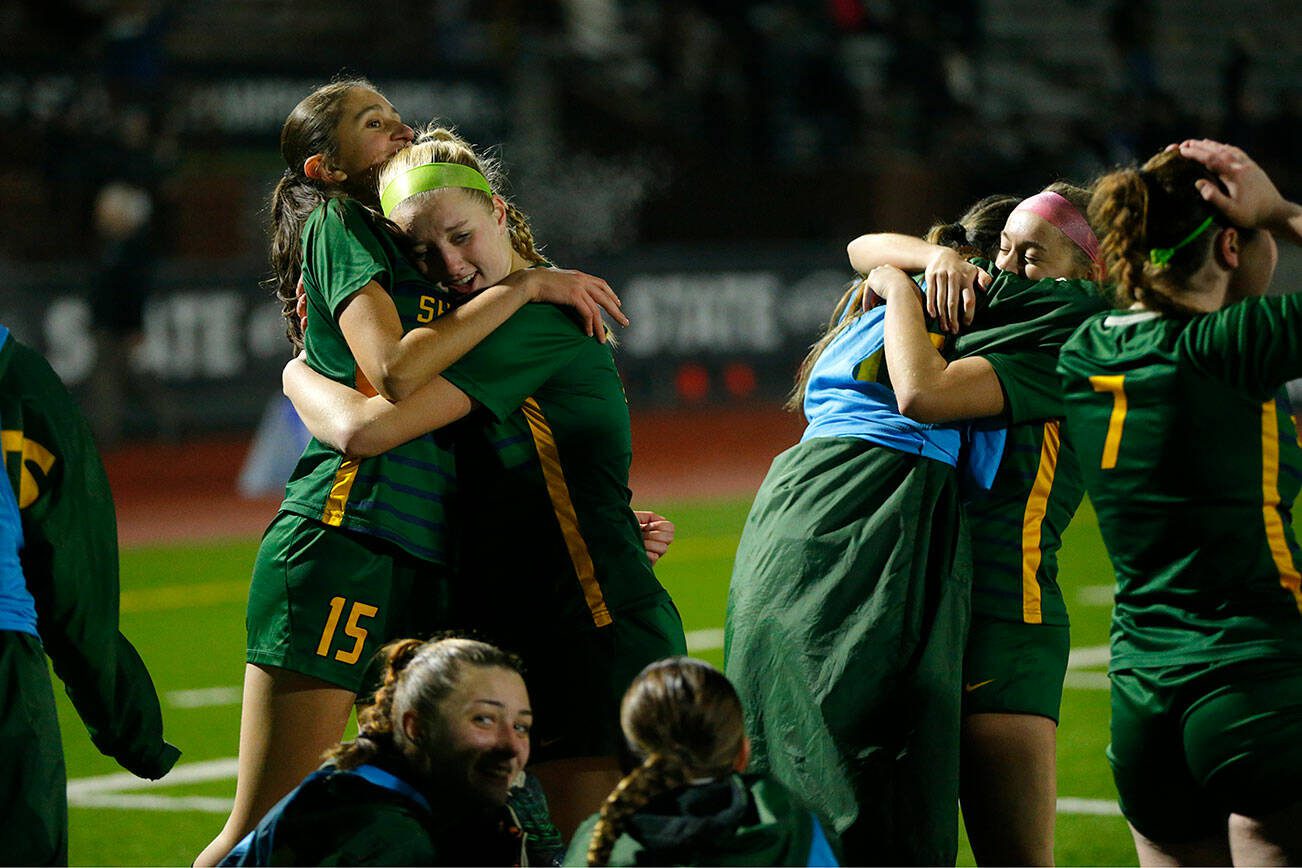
[503,200,547,265]
[587,753,688,867]
[326,637,425,770]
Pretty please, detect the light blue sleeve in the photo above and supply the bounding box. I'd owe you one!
[807,814,839,867]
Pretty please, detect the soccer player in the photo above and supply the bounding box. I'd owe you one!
[1058,140,1302,866]
[197,78,627,867]
[220,637,534,866]
[724,196,1105,865]
[567,657,838,867]
[280,126,688,837]
[848,183,1102,865]
[0,325,179,863]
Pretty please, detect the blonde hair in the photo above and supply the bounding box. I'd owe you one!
[378,125,547,266]
[587,658,746,866]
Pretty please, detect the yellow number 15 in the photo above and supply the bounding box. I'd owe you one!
[1089,375,1127,470]
[316,597,379,665]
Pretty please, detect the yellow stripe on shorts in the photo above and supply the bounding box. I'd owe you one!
[1261,401,1302,613]
[521,397,612,628]
[1020,420,1061,624]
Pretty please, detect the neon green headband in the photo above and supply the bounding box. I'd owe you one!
[1149,215,1216,267]
[380,162,492,217]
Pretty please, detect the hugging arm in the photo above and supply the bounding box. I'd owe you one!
[866,266,1006,423]
[848,234,992,333]
[337,267,624,403]
[283,354,473,457]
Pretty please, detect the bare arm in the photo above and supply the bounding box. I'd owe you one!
[283,354,473,457]
[867,266,1006,423]
[337,268,626,402]
[849,234,992,333]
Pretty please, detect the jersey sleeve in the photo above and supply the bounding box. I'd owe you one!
[304,200,393,321]
[6,341,179,779]
[1183,292,1302,398]
[440,304,593,422]
[984,350,1064,423]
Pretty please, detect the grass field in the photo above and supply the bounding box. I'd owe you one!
[58,494,1174,865]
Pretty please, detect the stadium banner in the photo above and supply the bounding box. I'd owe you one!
[0,243,849,435]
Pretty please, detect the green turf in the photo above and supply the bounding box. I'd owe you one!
[54,493,1280,865]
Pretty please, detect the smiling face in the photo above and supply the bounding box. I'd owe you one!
[329,86,414,181]
[994,210,1091,281]
[392,188,518,297]
[413,665,531,808]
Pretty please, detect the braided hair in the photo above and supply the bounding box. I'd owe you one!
[586,657,746,867]
[327,636,524,772]
[1090,150,1234,314]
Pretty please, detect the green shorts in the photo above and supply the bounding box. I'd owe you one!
[0,630,67,866]
[246,511,451,693]
[724,437,969,867]
[962,616,1070,722]
[473,594,686,765]
[1109,656,1302,843]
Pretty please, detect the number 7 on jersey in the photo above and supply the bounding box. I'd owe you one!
[1089,375,1127,470]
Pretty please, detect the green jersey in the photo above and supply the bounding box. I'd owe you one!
[441,303,664,627]
[1058,294,1302,670]
[282,198,459,564]
[949,264,1104,626]
[0,332,179,779]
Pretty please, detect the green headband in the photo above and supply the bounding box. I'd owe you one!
[380,162,492,217]
[1149,215,1216,267]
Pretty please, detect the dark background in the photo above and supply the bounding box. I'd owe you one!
[1,0,1299,440]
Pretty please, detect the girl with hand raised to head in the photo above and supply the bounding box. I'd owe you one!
[1058,140,1302,867]
[196,77,626,867]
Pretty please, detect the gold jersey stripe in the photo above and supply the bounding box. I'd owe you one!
[1261,401,1302,613]
[1293,413,1301,448]
[521,397,612,628]
[1,429,56,508]
[321,456,361,527]
[1020,420,1061,625]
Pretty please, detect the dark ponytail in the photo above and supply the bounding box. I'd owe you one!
[268,77,380,349]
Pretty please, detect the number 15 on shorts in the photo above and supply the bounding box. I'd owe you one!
[316,596,378,665]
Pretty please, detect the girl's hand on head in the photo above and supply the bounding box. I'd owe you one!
[1178,140,1293,232]
[924,248,992,334]
[513,268,628,341]
[633,510,675,566]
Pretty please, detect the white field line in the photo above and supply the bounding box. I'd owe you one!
[1068,645,1111,669]
[168,686,243,709]
[685,627,724,653]
[66,756,1120,817]
[1077,584,1116,606]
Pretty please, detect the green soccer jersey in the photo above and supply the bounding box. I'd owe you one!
[0,332,179,779]
[947,264,1104,626]
[441,303,665,627]
[1058,294,1302,670]
[281,198,459,564]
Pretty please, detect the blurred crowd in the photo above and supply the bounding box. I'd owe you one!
[2,0,1298,264]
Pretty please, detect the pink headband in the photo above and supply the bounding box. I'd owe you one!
[1011,191,1100,264]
